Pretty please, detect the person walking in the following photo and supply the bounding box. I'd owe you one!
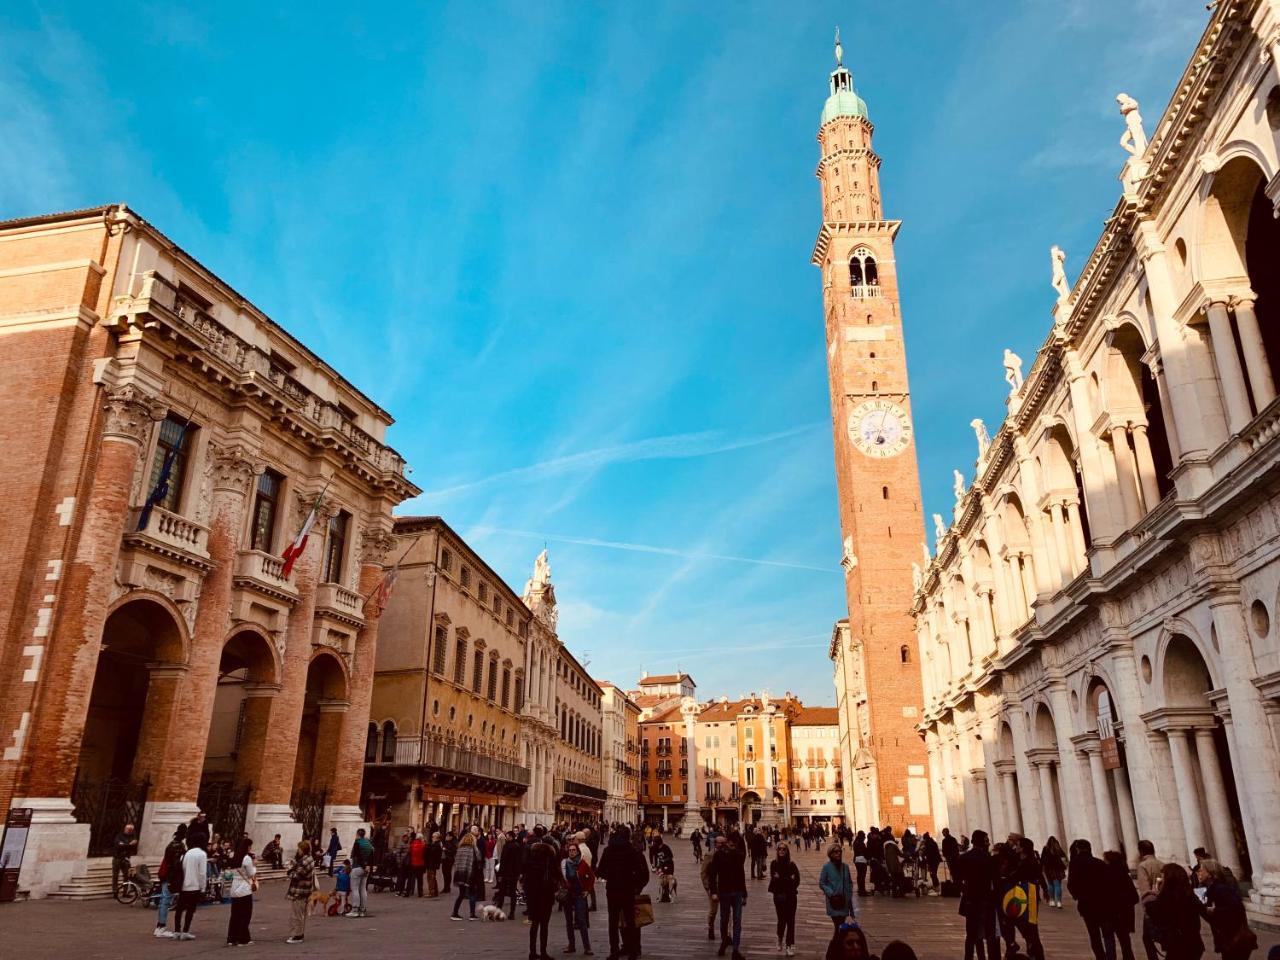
[692,828,704,864]
[1135,841,1165,960]
[819,843,856,933]
[596,825,649,960]
[346,827,374,918]
[921,832,942,891]
[562,838,596,955]
[958,829,1000,960]
[702,835,724,942]
[1102,849,1140,960]
[769,841,801,957]
[1200,859,1257,960]
[173,837,208,941]
[852,831,869,896]
[1040,837,1067,909]
[325,827,342,876]
[1068,838,1112,960]
[710,832,749,960]
[285,840,315,945]
[449,832,481,920]
[1146,863,1206,960]
[154,824,187,939]
[226,837,257,946]
[523,827,562,960]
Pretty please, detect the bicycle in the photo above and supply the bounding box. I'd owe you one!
[115,862,162,907]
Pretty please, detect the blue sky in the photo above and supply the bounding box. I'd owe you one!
[2,1,1205,706]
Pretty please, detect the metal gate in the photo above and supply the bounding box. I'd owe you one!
[290,788,327,841]
[197,781,251,841]
[71,778,150,857]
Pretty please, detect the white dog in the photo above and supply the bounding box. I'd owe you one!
[479,904,507,922]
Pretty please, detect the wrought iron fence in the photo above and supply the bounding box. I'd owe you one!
[71,777,150,857]
[196,781,251,841]
[290,788,327,841]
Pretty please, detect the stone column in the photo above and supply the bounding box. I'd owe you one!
[1036,761,1062,842]
[1165,729,1208,862]
[1065,502,1088,569]
[1046,682,1094,843]
[1129,425,1162,511]
[246,490,326,848]
[326,522,395,834]
[1205,300,1253,433]
[1049,505,1072,583]
[1112,765,1140,866]
[1109,427,1143,526]
[1064,351,1122,541]
[130,665,190,785]
[1009,710,1044,841]
[1231,297,1276,409]
[1084,745,1120,853]
[1194,727,1241,877]
[971,772,992,835]
[999,769,1021,835]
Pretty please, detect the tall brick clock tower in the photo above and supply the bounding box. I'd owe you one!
[813,32,933,832]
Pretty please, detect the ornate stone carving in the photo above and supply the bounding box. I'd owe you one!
[209,442,262,495]
[971,418,991,459]
[953,469,966,501]
[1050,246,1070,301]
[1003,349,1024,393]
[102,385,167,446]
[359,522,396,566]
[933,513,947,541]
[1116,93,1148,156]
[841,536,858,573]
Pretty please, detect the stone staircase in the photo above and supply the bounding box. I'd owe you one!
[44,858,290,901]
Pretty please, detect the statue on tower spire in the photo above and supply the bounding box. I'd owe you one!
[835,26,843,67]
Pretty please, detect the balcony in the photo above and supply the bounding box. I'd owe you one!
[233,549,298,604]
[126,506,210,563]
[850,284,882,299]
[555,778,608,803]
[118,507,212,603]
[368,735,530,787]
[315,581,365,626]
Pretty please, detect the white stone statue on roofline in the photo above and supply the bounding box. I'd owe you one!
[922,541,931,567]
[971,418,991,458]
[1003,348,1024,393]
[1050,245,1070,302]
[532,548,551,586]
[933,513,947,541]
[911,562,923,592]
[953,469,965,501]
[1116,93,1148,156]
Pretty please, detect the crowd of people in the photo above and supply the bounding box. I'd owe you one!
[114,810,1269,960]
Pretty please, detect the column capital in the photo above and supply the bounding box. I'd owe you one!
[209,441,263,495]
[359,521,397,566]
[102,384,167,445]
[318,698,351,713]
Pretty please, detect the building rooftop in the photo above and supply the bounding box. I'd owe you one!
[637,672,694,687]
[791,706,840,726]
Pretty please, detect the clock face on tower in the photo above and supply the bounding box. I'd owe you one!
[848,399,913,458]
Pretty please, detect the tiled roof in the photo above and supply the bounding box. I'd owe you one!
[637,673,692,686]
[792,706,840,726]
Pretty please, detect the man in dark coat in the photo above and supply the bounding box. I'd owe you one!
[596,825,649,960]
[708,832,749,960]
[958,829,1000,960]
[941,827,961,881]
[494,831,523,912]
[1067,838,1112,960]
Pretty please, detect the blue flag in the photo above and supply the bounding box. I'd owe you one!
[137,420,189,531]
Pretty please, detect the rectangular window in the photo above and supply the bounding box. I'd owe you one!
[472,650,484,693]
[771,766,779,786]
[147,416,195,513]
[505,608,514,627]
[453,638,467,684]
[440,547,453,572]
[249,469,282,552]
[501,668,511,709]
[461,566,471,589]
[487,659,498,701]
[478,582,488,603]
[324,511,349,583]
[746,766,755,786]
[433,626,448,674]
[514,677,525,712]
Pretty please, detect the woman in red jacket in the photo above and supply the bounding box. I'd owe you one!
[407,833,427,897]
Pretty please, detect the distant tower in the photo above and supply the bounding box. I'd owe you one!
[813,31,933,832]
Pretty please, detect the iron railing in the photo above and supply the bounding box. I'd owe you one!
[71,777,150,857]
[290,788,328,841]
[197,781,251,842]
[366,736,530,787]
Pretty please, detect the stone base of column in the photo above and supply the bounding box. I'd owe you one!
[246,803,303,853]
[323,803,369,841]
[675,806,706,835]
[756,802,784,830]
[13,797,90,899]
[139,799,200,861]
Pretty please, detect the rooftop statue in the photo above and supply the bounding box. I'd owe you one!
[1117,93,1148,156]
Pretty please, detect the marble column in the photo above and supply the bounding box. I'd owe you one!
[1232,297,1276,409]
[1112,765,1140,866]
[1085,746,1120,853]
[1130,425,1163,511]
[1205,300,1253,432]
[1065,502,1088,569]
[1166,729,1208,861]
[1194,727,1241,876]
[1109,426,1143,526]
[1010,711,1044,841]
[1036,762,1062,842]
[999,771,1022,835]
[1049,505,1072,583]
[1047,682,1095,844]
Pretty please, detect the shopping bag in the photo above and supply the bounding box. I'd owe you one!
[633,893,655,927]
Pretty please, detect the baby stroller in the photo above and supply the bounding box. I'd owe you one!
[868,858,891,896]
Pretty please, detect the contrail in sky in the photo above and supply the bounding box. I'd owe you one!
[425,422,823,498]
[468,525,838,574]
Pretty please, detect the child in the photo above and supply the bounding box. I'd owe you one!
[332,858,352,915]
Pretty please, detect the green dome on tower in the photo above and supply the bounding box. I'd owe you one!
[821,27,868,126]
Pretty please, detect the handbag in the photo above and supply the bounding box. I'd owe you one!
[1222,923,1258,953]
[633,893,655,927]
[829,893,847,911]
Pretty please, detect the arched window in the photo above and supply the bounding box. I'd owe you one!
[900,644,911,664]
[381,720,397,762]
[365,722,378,763]
[849,247,879,297]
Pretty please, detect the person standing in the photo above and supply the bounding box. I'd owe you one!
[1199,859,1256,960]
[1068,839,1112,960]
[325,827,342,876]
[523,827,562,960]
[407,831,426,897]
[495,830,524,912]
[186,811,211,852]
[596,825,649,960]
[562,839,596,955]
[425,830,443,898]
[921,832,942,891]
[285,840,315,945]
[1146,864,1206,960]
[1134,840,1165,960]
[173,838,208,941]
[154,824,187,939]
[441,831,458,895]
[769,841,801,957]
[957,829,1000,960]
[449,832,481,920]
[112,823,138,897]
[1102,849,1140,960]
[654,836,675,903]
[692,828,704,864]
[702,835,725,942]
[710,832,749,960]
[819,844,856,933]
[347,827,374,918]
[941,827,960,883]
[226,837,257,946]
[852,831,869,897]
[1040,837,1067,909]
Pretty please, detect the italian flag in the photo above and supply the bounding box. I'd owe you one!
[281,489,324,578]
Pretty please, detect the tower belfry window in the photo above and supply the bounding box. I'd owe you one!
[849,247,879,298]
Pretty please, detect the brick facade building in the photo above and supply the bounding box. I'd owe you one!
[0,205,417,897]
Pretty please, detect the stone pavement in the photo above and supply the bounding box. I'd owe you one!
[1,846,1276,959]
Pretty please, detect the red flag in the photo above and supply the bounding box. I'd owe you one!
[281,487,325,578]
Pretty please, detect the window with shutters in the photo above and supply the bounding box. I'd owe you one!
[501,668,511,709]
[454,637,467,684]
[472,650,484,693]
[487,658,498,701]
[432,625,448,674]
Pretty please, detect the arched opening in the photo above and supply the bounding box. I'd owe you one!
[970,539,999,654]
[380,720,397,762]
[997,722,1022,834]
[292,653,349,795]
[1001,494,1036,621]
[1107,324,1174,512]
[1033,703,1065,842]
[1042,426,1091,579]
[849,246,879,298]
[1160,635,1250,878]
[365,722,378,763]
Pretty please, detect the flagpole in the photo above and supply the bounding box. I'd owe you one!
[361,534,422,606]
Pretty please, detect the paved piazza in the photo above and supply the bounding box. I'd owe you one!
[2,847,1277,959]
